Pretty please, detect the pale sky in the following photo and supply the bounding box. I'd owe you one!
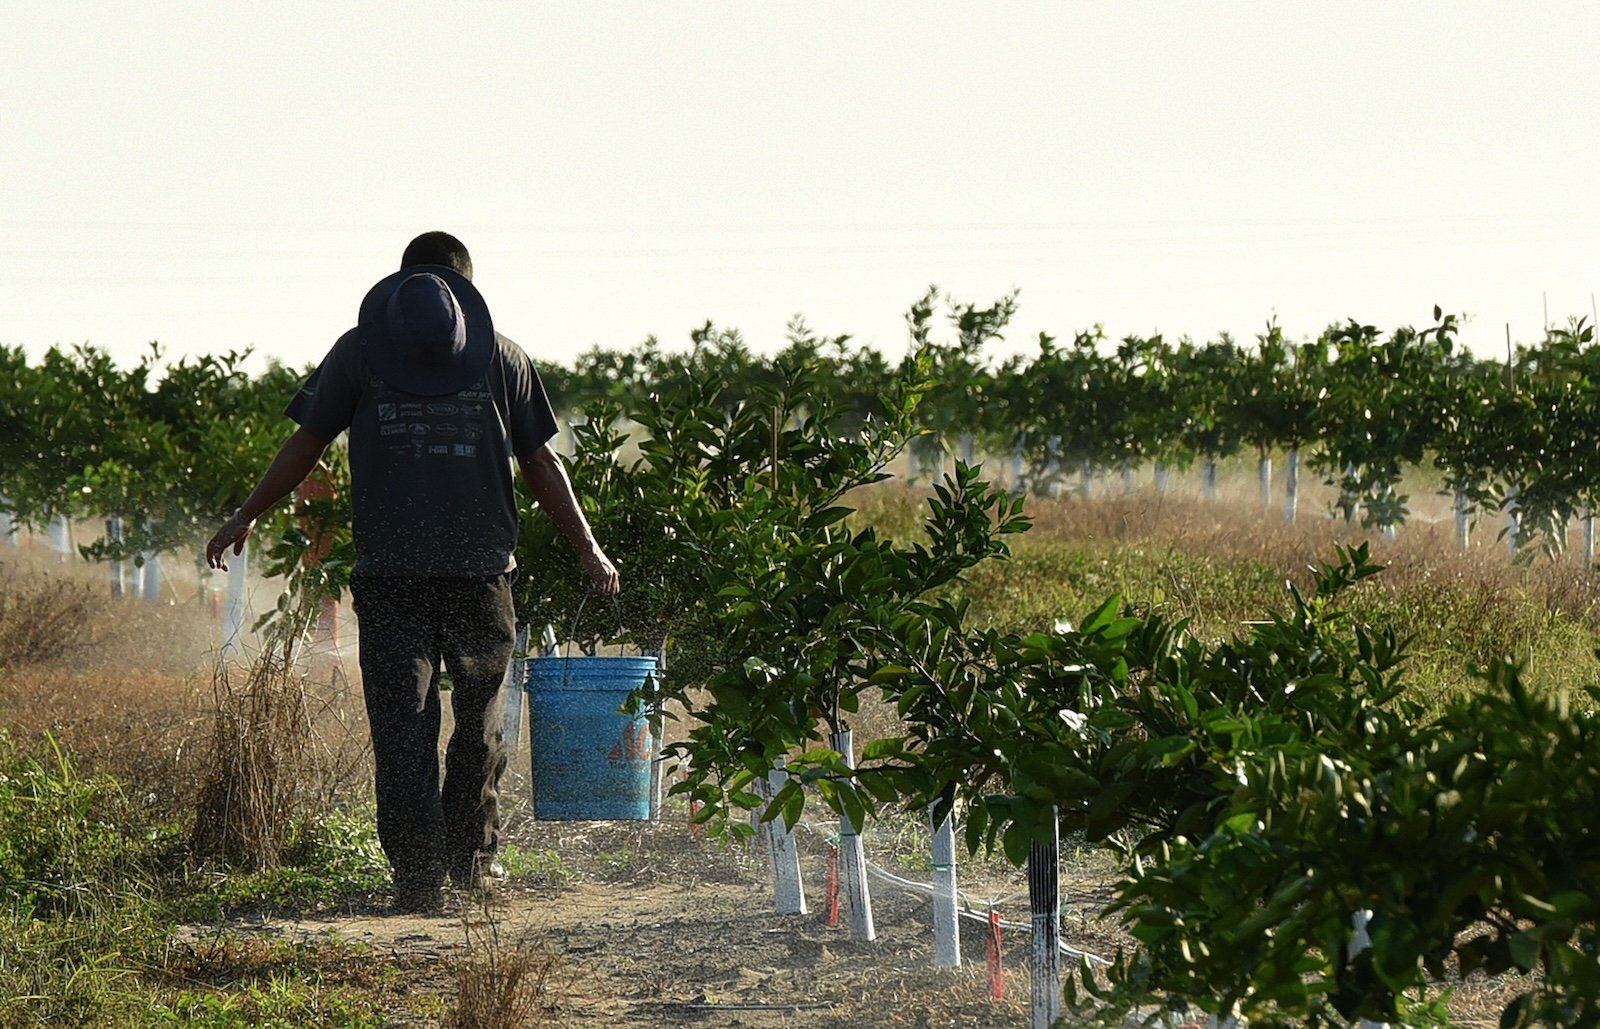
[6,2,1600,375]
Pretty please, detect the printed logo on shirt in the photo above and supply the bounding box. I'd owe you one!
[410,424,429,436]
[377,403,397,421]
[427,402,459,416]
[427,444,450,456]
[463,424,484,441]
[453,444,477,457]
[380,423,407,437]
[434,424,460,438]
[398,402,424,419]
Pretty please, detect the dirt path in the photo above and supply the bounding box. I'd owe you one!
[186,818,1121,1027]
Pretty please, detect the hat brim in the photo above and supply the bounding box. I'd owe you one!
[358,265,495,397]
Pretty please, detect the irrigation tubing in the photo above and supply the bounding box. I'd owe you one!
[862,860,1112,967]
[792,818,1027,912]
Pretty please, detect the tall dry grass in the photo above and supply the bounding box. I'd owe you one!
[189,608,371,870]
[447,900,569,1029]
[0,561,104,670]
[1019,484,1600,636]
[851,473,1600,717]
[189,639,315,870]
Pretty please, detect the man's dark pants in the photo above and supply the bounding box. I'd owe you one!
[350,574,515,893]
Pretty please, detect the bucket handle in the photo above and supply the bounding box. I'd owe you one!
[564,587,625,657]
[551,589,630,691]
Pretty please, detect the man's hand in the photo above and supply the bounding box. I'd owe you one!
[580,543,620,595]
[206,511,254,571]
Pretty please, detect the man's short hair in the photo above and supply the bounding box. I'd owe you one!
[401,231,473,280]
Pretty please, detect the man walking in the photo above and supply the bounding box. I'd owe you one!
[206,231,618,912]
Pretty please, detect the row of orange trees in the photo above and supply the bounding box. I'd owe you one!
[0,344,307,568]
[545,296,1600,551]
[5,294,1600,565]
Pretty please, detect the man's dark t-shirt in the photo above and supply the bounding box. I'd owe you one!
[286,329,558,577]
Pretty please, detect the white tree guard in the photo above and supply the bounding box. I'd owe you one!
[1155,461,1169,495]
[1202,460,1218,501]
[221,540,249,657]
[1506,493,1520,557]
[648,645,667,821]
[959,432,975,466]
[762,760,806,915]
[1028,813,1062,1029]
[1455,489,1471,550]
[1284,447,1300,524]
[1122,462,1134,495]
[1258,456,1271,508]
[1348,909,1390,1029]
[1045,437,1062,498]
[52,513,72,561]
[502,624,529,764]
[141,548,162,602]
[1584,508,1595,567]
[1079,458,1094,499]
[1380,486,1397,545]
[106,517,126,598]
[0,505,15,545]
[1011,440,1025,492]
[931,810,960,968]
[830,729,876,941]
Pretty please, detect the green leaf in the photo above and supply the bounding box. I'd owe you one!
[1079,595,1123,635]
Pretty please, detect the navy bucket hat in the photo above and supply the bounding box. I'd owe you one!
[358,264,494,396]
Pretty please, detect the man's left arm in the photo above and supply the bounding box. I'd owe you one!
[516,443,620,595]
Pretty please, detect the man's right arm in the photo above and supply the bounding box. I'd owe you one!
[205,426,331,570]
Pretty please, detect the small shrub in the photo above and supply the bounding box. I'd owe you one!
[0,729,145,918]
[447,910,566,1029]
[185,809,389,917]
[0,563,102,670]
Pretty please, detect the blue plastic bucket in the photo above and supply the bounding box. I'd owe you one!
[523,655,657,820]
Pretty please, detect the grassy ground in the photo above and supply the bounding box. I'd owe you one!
[1,475,1595,1026]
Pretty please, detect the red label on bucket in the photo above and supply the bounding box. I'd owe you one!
[607,721,652,763]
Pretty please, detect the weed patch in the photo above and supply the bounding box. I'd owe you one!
[447,905,568,1029]
[0,563,102,670]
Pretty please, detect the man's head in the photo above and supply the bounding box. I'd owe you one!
[360,255,493,396]
[401,231,473,280]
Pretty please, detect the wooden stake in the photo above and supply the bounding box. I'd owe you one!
[986,909,1004,1000]
[824,844,840,928]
